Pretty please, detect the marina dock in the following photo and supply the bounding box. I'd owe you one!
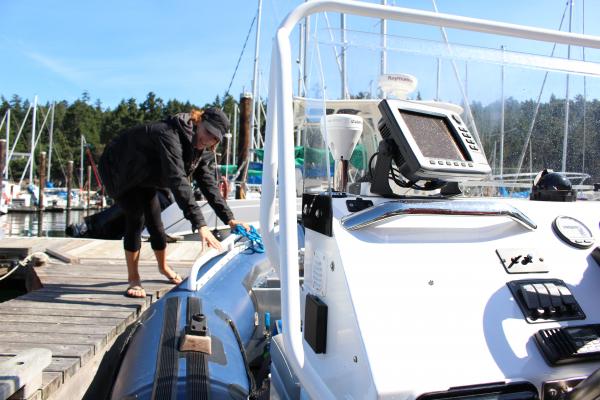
[0,237,203,400]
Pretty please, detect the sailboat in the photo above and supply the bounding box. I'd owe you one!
[111,1,600,398]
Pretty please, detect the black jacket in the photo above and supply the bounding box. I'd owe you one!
[98,113,233,231]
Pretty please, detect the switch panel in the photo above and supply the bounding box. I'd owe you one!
[507,279,585,323]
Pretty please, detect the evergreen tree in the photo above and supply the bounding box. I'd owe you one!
[140,92,165,122]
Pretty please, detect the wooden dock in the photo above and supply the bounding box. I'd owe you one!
[0,237,204,400]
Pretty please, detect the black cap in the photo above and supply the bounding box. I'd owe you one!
[201,108,230,142]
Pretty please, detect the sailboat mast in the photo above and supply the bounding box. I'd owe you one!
[296,22,305,147]
[381,0,387,76]
[561,0,573,172]
[250,0,263,159]
[29,95,38,184]
[341,13,348,99]
[581,0,587,173]
[80,135,84,190]
[499,46,505,178]
[303,2,310,97]
[233,102,238,167]
[4,109,9,180]
[47,102,55,182]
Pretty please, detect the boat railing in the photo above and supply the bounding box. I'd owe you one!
[260,1,600,398]
[184,234,241,292]
[340,200,537,231]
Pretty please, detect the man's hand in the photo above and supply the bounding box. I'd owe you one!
[228,219,251,232]
[199,226,223,252]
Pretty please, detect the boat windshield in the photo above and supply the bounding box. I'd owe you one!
[291,11,600,200]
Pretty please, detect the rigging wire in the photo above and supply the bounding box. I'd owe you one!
[49,139,69,183]
[18,105,53,186]
[431,0,482,147]
[300,14,320,98]
[581,0,587,173]
[314,16,334,193]
[5,105,32,179]
[224,13,258,99]
[322,12,345,81]
[513,1,569,178]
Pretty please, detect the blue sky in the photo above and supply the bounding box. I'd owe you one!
[1,0,599,109]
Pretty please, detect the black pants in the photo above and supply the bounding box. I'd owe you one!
[117,187,167,252]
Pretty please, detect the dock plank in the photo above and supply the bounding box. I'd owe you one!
[1,356,83,387]
[44,247,80,264]
[0,329,111,350]
[0,324,115,340]
[37,282,179,299]
[16,290,150,307]
[0,343,94,362]
[46,238,97,253]
[0,307,134,320]
[44,357,81,382]
[36,269,189,280]
[0,313,125,328]
[3,299,141,314]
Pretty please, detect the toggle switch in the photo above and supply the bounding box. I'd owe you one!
[507,279,586,323]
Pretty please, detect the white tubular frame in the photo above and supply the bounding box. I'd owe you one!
[259,1,600,398]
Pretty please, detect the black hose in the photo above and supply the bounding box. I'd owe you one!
[227,318,258,395]
[368,151,378,179]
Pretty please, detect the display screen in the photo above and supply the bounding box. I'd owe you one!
[400,110,467,161]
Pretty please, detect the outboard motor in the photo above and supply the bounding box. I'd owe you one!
[530,169,576,202]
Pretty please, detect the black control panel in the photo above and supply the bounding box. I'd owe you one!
[535,325,600,365]
[507,279,585,323]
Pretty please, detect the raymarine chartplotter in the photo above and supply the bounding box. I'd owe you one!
[372,99,491,194]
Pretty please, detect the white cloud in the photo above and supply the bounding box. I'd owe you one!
[24,51,86,84]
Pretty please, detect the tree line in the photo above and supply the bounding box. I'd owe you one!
[472,94,600,184]
[0,91,239,188]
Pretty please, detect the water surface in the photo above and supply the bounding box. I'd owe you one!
[1,210,90,237]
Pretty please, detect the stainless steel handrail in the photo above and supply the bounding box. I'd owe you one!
[341,200,537,231]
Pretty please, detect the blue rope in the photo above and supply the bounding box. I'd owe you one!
[232,225,265,253]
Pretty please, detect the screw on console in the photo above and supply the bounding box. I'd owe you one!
[522,254,534,265]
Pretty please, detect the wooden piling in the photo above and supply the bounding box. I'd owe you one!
[86,166,91,213]
[38,152,46,212]
[0,139,5,209]
[66,161,73,211]
[38,152,46,237]
[66,161,73,227]
[236,93,252,199]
